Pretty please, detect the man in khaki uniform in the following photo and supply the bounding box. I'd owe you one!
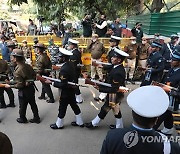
[35,43,55,103]
[4,49,40,123]
[87,34,105,80]
[21,40,31,65]
[0,59,15,108]
[124,36,138,82]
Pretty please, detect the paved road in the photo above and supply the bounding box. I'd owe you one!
[0,82,138,154]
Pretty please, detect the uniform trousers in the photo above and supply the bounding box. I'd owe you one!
[91,59,103,80]
[18,85,39,120]
[74,69,81,95]
[0,87,14,106]
[58,96,81,119]
[98,94,122,119]
[40,82,54,100]
[126,58,136,79]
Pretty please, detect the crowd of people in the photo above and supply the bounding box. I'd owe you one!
[0,15,180,153]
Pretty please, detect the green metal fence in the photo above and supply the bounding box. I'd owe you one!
[126,10,180,37]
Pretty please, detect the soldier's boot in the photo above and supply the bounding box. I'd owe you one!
[50,118,64,129]
[110,118,124,129]
[71,113,84,127]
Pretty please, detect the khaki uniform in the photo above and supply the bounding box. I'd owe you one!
[0,59,14,108]
[124,44,138,79]
[36,53,54,102]
[21,46,31,59]
[87,40,105,80]
[12,62,40,121]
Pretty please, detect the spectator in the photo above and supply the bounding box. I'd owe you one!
[95,14,107,37]
[82,14,92,37]
[131,22,143,44]
[0,132,13,154]
[27,19,37,36]
[0,35,10,62]
[105,28,114,38]
[62,27,72,48]
[101,86,180,154]
[111,17,127,37]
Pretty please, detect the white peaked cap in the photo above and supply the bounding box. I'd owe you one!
[68,38,79,44]
[114,47,129,57]
[127,86,169,118]
[59,48,73,56]
[111,35,122,40]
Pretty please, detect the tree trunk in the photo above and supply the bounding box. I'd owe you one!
[151,0,164,13]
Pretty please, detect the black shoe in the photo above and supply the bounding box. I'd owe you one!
[71,122,84,127]
[0,105,7,109]
[6,104,15,108]
[94,97,104,102]
[16,118,28,123]
[85,122,97,129]
[50,123,64,129]
[46,99,55,103]
[77,101,83,104]
[38,96,46,100]
[29,118,41,124]
[109,125,116,129]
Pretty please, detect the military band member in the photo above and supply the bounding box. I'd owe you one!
[68,39,83,104]
[34,43,55,103]
[153,47,180,135]
[0,59,15,108]
[101,86,180,154]
[85,48,129,129]
[47,48,84,129]
[141,41,165,86]
[4,49,40,123]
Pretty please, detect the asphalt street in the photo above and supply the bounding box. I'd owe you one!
[0,82,145,154]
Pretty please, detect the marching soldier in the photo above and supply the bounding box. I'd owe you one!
[68,39,83,104]
[46,48,84,129]
[34,43,55,103]
[94,35,121,102]
[0,59,15,108]
[153,47,180,135]
[4,49,40,123]
[141,41,165,86]
[85,48,129,129]
[160,34,179,70]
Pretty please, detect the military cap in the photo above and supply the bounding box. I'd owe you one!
[127,86,169,118]
[68,38,79,45]
[172,46,180,61]
[11,49,24,57]
[113,47,129,58]
[171,34,179,40]
[33,43,46,49]
[109,35,121,42]
[59,47,73,56]
[6,41,15,47]
[151,41,162,48]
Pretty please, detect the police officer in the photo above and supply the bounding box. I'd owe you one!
[85,48,129,129]
[153,47,180,135]
[141,41,165,86]
[101,86,180,154]
[47,48,83,129]
[68,39,83,104]
[0,59,15,108]
[4,49,40,123]
[160,34,179,70]
[34,43,55,103]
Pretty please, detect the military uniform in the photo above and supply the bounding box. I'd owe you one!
[36,44,54,103]
[141,50,165,86]
[0,59,15,108]
[85,48,129,129]
[50,48,83,129]
[10,49,40,123]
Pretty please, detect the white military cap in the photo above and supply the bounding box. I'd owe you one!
[110,35,122,41]
[127,86,169,118]
[68,38,79,44]
[114,47,129,57]
[59,47,73,56]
